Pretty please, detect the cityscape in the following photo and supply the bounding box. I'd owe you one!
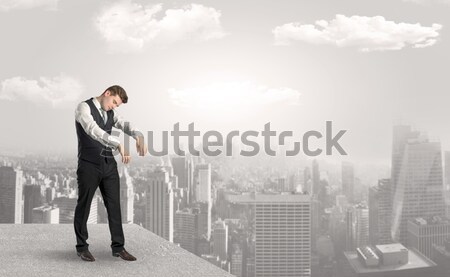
[1,0,450,276]
[1,124,450,277]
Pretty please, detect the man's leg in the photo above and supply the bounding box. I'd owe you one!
[99,162,125,253]
[74,160,101,252]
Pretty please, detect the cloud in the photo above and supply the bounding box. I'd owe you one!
[273,14,442,52]
[0,74,83,107]
[95,1,226,53]
[0,0,59,11]
[168,81,300,113]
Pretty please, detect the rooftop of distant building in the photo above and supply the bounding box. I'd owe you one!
[410,216,450,226]
[344,245,436,274]
[226,192,311,204]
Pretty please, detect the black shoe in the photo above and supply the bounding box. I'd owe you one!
[112,249,137,261]
[77,250,95,262]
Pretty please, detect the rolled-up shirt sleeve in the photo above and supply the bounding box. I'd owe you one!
[112,109,143,139]
[75,102,121,151]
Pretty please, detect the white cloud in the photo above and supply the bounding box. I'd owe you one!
[273,14,442,52]
[0,74,83,107]
[169,81,300,113]
[0,0,59,11]
[95,1,226,53]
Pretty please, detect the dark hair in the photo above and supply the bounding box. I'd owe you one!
[103,85,128,103]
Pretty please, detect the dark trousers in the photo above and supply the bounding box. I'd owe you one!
[74,157,124,253]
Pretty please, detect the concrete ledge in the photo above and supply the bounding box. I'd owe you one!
[0,224,233,277]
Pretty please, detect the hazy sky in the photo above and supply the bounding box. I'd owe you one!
[0,0,449,164]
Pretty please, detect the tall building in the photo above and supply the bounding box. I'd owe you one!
[288,173,298,192]
[311,195,320,251]
[346,208,355,251]
[407,216,450,259]
[172,156,194,203]
[312,160,320,195]
[212,219,228,261]
[0,166,23,223]
[444,152,450,219]
[174,208,197,253]
[303,167,311,193]
[254,194,311,277]
[432,237,450,276]
[354,204,369,248]
[342,162,355,204]
[23,184,43,223]
[230,244,243,277]
[32,205,59,224]
[45,186,56,203]
[195,202,211,241]
[345,204,369,249]
[145,166,174,242]
[120,167,134,224]
[391,126,445,244]
[195,163,211,203]
[391,125,420,189]
[369,179,393,245]
[247,257,255,277]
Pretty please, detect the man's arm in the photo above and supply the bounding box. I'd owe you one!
[112,110,147,156]
[75,102,121,151]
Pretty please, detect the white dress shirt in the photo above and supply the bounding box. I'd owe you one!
[75,97,141,151]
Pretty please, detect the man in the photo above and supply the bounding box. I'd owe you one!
[74,85,147,262]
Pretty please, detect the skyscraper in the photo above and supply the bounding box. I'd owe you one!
[369,179,392,244]
[354,204,369,248]
[254,194,311,277]
[120,167,134,224]
[407,216,450,259]
[444,151,450,188]
[172,156,194,203]
[391,126,445,244]
[174,208,197,253]
[195,202,211,241]
[303,167,311,194]
[230,244,243,277]
[23,184,43,223]
[0,166,23,223]
[172,157,188,188]
[212,219,228,261]
[145,166,174,242]
[345,203,370,250]
[312,160,320,195]
[195,163,211,203]
[342,162,355,204]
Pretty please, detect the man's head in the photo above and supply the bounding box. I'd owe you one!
[98,85,128,111]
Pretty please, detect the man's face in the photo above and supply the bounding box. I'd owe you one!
[102,90,123,111]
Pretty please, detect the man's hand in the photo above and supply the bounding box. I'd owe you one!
[118,144,131,164]
[135,135,147,156]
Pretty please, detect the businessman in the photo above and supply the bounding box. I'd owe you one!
[74,85,147,262]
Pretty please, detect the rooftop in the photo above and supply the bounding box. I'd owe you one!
[344,247,436,273]
[0,224,233,277]
[375,243,408,254]
[410,216,450,226]
[226,192,311,204]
